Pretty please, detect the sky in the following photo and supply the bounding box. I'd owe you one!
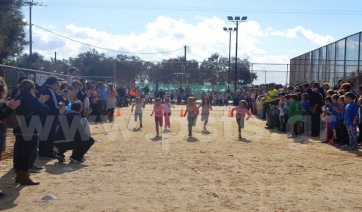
[21,0,362,85]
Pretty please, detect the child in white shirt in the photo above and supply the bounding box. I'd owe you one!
[162,97,174,129]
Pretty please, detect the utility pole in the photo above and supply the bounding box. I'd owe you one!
[54,51,57,72]
[23,1,46,66]
[182,45,187,85]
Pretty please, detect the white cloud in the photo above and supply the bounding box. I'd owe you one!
[30,16,334,85]
[267,25,334,46]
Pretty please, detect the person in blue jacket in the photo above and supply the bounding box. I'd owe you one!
[13,79,49,185]
[37,76,60,159]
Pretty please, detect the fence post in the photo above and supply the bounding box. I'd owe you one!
[286,64,289,85]
[264,70,266,84]
[358,32,361,87]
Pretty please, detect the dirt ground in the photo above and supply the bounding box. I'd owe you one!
[1,105,362,212]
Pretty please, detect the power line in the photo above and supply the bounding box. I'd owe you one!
[39,3,362,15]
[32,24,184,55]
[33,24,183,55]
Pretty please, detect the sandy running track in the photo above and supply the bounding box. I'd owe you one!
[1,105,362,211]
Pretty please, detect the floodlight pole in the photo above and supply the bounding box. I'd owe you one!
[234,22,239,91]
[228,30,232,91]
[228,16,247,91]
[224,27,236,92]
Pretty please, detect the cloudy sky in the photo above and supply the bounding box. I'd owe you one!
[23,0,362,84]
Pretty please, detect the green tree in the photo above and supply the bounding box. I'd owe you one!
[199,53,225,85]
[115,54,146,82]
[236,58,257,85]
[0,0,27,63]
[15,52,53,70]
[69,49,113,78]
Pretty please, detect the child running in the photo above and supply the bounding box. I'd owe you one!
[150,98,169,137]
[198,97,212,131]
[162,97,174,129]
[184,97,199,137]
[131,97,145,128]
[231,100,251,139]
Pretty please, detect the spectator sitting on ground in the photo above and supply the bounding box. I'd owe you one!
[54,102,95,164]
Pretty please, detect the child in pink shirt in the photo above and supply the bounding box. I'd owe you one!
[184,97,199,137]
[231,100,251,138]
[150,98,169,137]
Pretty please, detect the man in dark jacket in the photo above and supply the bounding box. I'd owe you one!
[117,85,126,107]
[37,76,61,159]
[302,83,323,137]
[54,102,94,164]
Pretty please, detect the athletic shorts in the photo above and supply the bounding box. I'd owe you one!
[236,118,245,129]
[201,114,209,122]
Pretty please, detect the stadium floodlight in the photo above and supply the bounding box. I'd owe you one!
[227,16,248,91]
[223,27,237,91]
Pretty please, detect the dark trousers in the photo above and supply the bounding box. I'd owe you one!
[14,134,38,171]
[266,102,277,128]
[29,139,39,167]
[106,108,115,117]
[224,99,229,106]
[98,100,107,116]
[90,103,100,122]
[358,122,362,143]
[281,114,289,131]
[337,120,349,145]
[39,116,58,157]
[118,96,125,107]
[311,112,321,137]
[55,137,95,161]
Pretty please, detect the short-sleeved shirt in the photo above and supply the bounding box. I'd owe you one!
[301,100,310,113]
[97,89,109,101]
[232,107,251,120]
[153,105,166,117]
[187,105,198,117]
[282,102,290,115]
[134,103,143,114]
[200,104,212,115]
[266,89,278,103]
[162,103,172,113]
[344,102,359,126]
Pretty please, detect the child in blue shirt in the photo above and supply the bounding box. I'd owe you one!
[279,95,290,132]
[333,95,349,146]
[342,92,359,151]
[301,93,311,136]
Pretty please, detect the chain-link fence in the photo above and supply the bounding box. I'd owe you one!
[0,64,67,90]
[290,31,362,86]
[0,64,115,91]
[250,63,289,85]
